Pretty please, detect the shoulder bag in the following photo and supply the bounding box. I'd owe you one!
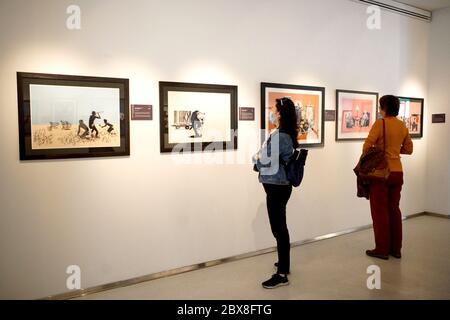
[354,119,390,181]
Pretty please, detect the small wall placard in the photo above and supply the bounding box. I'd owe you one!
[239,107,255,121]
[432,113,446,123]
[131,105,153,120]
[325,110,336,122]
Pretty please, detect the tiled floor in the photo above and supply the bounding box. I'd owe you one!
[77,216,450,300]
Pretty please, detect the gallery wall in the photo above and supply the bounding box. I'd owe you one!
[0,0,432,299]
[426,7,450,216]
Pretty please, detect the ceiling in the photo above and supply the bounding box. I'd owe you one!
[395,0,450,11]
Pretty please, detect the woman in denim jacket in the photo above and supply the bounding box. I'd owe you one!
[253,97,299,289]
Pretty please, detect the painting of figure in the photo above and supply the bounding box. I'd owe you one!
[17,72,129,160]
[262,83,325,147]
[29,84,121,149]
[336,90,378,141]
[160,81,238,153]
[398,98,423,137]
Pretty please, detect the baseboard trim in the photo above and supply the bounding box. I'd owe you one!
[41,211,440,300]
[424,211,450,219]
[403,212,427,219]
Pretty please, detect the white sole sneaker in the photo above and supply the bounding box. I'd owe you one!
[262,281,290,289]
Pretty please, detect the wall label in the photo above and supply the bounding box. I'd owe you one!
[432,113,446,123]
[325,110,336,122]
[239,107,255,121]
[131,105,153,120]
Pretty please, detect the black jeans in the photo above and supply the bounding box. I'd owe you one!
[263,183,292,274]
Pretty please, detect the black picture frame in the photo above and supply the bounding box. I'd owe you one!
[335,89,379,141]
[159,81,238,153]
[261,82,325,148]
[396,96,424,139]
[17,72,130,160]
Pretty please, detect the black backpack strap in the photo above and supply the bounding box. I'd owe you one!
[279,154,288,167]
[279,144,296,166]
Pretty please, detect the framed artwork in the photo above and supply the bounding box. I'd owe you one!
[396,97,424,138]
[17,72,130,160]
[335,90,379,141]
[159,81,238,153]
[261,82,325,147]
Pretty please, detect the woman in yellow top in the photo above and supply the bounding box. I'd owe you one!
[363,95,413,260]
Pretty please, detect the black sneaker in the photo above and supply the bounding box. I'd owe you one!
[274,262,290,275]
[262,274,289,289]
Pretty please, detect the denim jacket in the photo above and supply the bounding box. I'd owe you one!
[253,129,294,185]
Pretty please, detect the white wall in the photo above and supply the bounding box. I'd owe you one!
[426,7,450,215]
[0,0,431,299]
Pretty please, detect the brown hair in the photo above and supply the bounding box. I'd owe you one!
[379,95,400,117]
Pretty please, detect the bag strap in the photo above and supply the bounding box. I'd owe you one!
[382,118,386,155]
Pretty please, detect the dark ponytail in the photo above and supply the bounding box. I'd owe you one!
[275,97,299,149]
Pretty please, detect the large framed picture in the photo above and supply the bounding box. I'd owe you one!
[397,96,424,138]
[17,72,130,160]
[159,81,238,153]
[261,82,325,147]
[335,89,379,141]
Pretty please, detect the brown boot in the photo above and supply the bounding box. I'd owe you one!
[366,249,389,260]
[390,252,402,259]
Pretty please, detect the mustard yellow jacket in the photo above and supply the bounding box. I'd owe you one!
[363,117,413,172]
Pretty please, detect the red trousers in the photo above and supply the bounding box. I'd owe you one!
[369,172,404,255]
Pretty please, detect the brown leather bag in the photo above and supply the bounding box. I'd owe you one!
[354,119,390,181]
